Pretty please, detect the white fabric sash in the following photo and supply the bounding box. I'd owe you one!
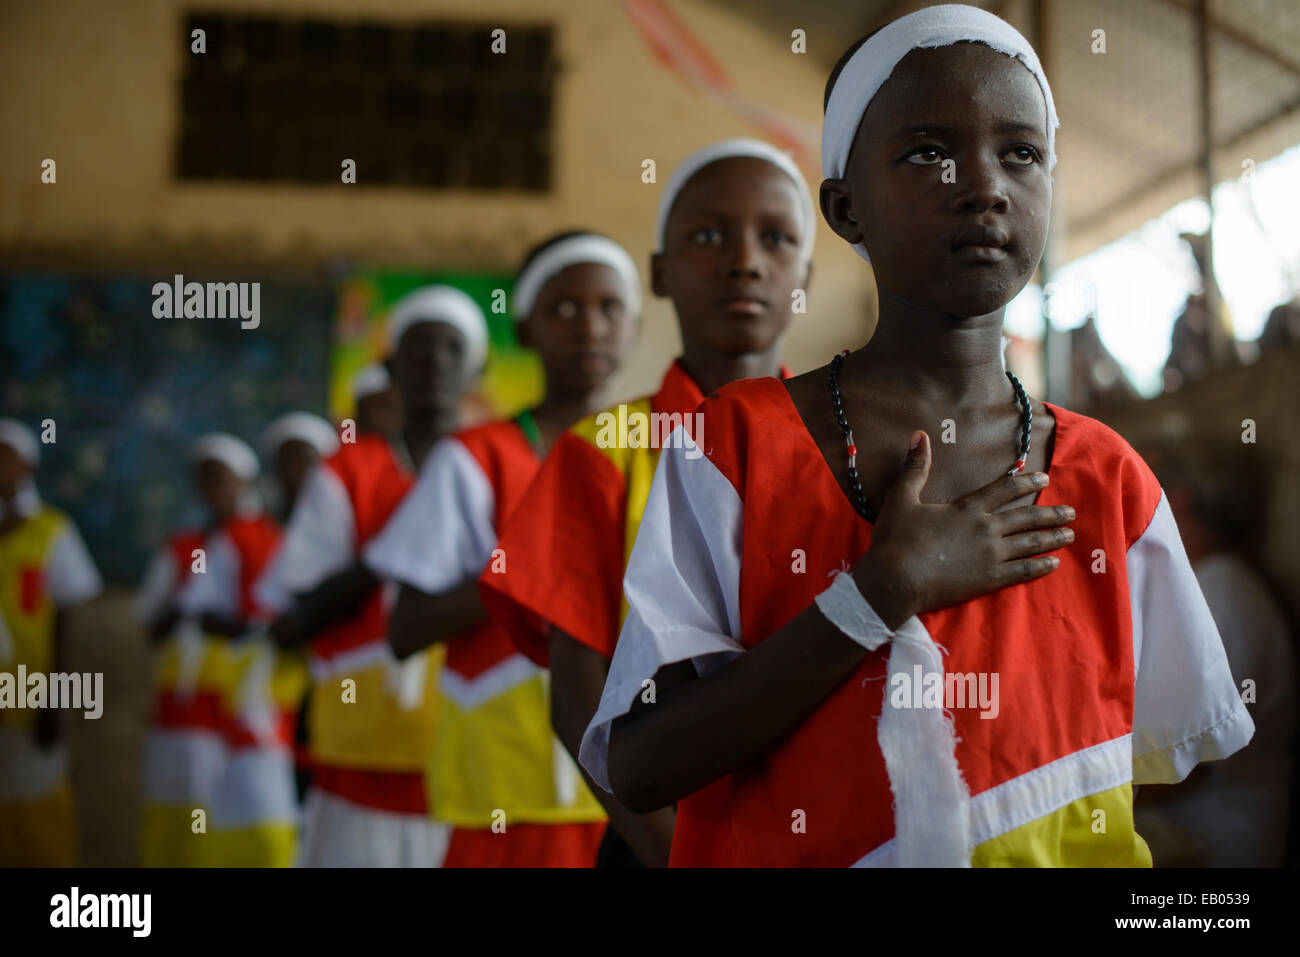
[815,568,972,866]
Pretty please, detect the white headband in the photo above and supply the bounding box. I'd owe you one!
[822,3,1060,262]
[655,138,816,262]
[385,285,489,372]
[190,432,259,482]
[0,418,39,468]
[511,235,643,322]
[351,363,392,401]
[260,412,339,459]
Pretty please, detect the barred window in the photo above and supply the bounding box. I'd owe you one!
[177,12,556,190]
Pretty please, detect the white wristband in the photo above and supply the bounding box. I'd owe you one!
[814,568,893,652]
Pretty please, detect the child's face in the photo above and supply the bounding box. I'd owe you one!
[519,262,639,399]
[195,459,243,520]
[274,439,319,508]
[827,42,1051,318]
[653,157,809,357]
[392,320,474,418]
[356,387,403,437]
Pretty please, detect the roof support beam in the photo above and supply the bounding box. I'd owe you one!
[1155,0,1300,79]
[1071,90,1300,236]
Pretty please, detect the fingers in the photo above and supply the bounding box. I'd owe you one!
[1000,526,1074,560]
[959,470,1049,512]
[995,555,1061,587]
[883,431,931,506]
[995,503,1075,535]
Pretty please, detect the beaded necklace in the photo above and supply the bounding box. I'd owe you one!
[828,349,1032,522]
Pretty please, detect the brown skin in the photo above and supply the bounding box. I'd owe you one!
[653,156,811,394]
[195,458,244,526]
[272,318,477,650]
[355,386,403,440]
[549,630,675,865]
[146,458,243,642]
[387,264,639,661]
[274,438,320,518]
[518,262,640,448]
[390,320,476,471]
[608,43,1076,814]
[190,458,255,638]
[545,162,816,864]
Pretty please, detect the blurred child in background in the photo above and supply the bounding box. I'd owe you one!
[367,232,641,866]
[259,291,485,866]
[0,418,102,866]
[137,433,285,866]
[260,412,340,520]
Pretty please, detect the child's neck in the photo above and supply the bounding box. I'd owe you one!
[679,345,784,397]
[858,287,1010,408]
[532,385,618,453]
[403,410,459,471]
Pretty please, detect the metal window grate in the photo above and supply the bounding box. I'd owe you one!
[177,12,556,190]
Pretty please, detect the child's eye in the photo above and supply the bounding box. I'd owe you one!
[602,298,626,319]
[690,228,723,245]
[555,299,579,319]
[764,230,794,247]
[1004,145,1041,165]
[905,146,946,165]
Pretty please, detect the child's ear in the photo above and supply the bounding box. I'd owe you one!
[820,178,864,247]
[650,253,669,298]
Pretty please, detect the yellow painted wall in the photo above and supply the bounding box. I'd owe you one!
[0,0,875,396]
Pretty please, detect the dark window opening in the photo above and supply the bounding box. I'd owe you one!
[177,12,556,191]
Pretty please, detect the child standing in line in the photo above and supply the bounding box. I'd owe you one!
[138,433,285,866]
[480,139,814,866]
[584,5,1252,867]
[256,410,340,804]
[258,287,486,867]
[366,232,642,867]
[0,418,102,866]
[259,412,340,521]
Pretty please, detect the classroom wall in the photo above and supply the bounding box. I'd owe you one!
[0,274,335,583]
[0,0,876,398]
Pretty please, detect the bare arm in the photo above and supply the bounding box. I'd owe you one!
[608,556,902,813]
[199,612,247,638]
[388,579,487,659]
[147,606,180,643]
[550,628,675,865]
[607,433,1073,813]
[270,560,377,649]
